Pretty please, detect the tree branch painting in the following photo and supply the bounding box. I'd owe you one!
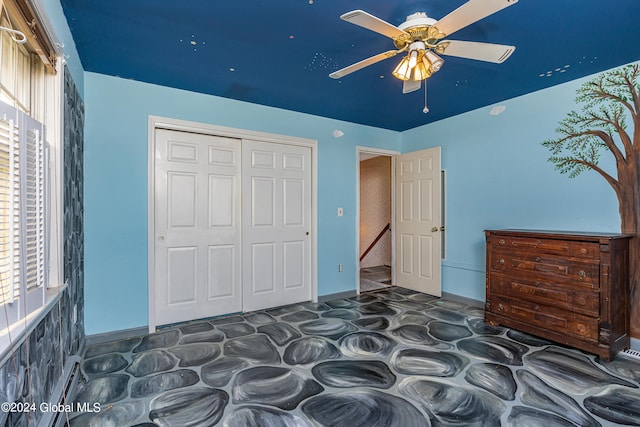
[543,63,640,337]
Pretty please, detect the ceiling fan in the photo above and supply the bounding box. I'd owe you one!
[329,0,518,94]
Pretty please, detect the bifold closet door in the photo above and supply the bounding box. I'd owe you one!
[154,129,242,326]
[242,139,312,311]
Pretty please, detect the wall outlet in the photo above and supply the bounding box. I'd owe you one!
[337,207,343,217]
[338,264,343,272]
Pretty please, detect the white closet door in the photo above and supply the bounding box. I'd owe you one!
[242,140,312,311]
[154,129,242,326]
[394,146,442,296]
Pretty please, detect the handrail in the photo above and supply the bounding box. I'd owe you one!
[360,223,391,262]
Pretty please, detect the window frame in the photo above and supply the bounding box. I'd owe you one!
[0,0,64,360]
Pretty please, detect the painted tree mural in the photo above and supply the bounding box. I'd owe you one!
[543,63,640,337]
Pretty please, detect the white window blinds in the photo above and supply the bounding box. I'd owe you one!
[0,100,46,328]
[0,109,20,306]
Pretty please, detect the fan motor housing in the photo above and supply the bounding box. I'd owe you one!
[394,12,441,49]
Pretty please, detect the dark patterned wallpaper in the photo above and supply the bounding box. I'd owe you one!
[63,66,85,354]
[0,67,85,426]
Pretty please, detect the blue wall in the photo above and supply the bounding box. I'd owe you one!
[402,69,623,301]
[83,72,400,335]
[84,65,629,335]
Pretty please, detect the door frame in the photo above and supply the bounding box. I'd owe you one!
[355,146,400,294]
[148,116,318,332]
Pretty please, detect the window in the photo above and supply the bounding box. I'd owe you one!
[0,12,32,114]
[0,0,59,334]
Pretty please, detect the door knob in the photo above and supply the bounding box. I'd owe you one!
[431,226,438,232]
[158,236,165,241]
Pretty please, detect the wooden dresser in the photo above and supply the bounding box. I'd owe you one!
[485,229,631,361]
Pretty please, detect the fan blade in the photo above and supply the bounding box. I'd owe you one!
[432,0,518,38]
[437,40,515,63]
[403,79,421,94]
[340,10,408,39]
[330,50,401,79]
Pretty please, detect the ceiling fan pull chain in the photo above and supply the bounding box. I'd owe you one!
[423,82,429,114]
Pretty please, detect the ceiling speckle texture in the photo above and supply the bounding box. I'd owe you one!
[60,0,640,131]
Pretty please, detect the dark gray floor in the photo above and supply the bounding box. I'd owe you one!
[69,289,640,426]
[360,265,392,292]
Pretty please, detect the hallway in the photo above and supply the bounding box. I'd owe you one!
[360,265,392,292]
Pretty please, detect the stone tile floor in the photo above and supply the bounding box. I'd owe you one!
[360,265,392,292]
[69,288,640,426]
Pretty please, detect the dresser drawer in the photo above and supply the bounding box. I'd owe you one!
[489,251,600,287]
[490,295,598,342]
[488,235,599,259]
[489,273,599,316]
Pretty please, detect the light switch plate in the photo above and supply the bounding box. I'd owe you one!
[337,207,343,217]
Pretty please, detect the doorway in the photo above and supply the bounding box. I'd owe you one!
[356,146,443,296]
[359,153,393,292]
[356,147,399,293]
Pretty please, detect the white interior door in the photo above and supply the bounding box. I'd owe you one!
[394,147,442,296]
[242,139,312,311]
[154,129,242,326]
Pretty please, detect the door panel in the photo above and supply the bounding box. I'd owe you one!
[395,147,442,295]
[168,172,197,228]
[155,129,242,326]
[419,235,434,279]
[208,176,234,227]
[400,180,414,221]
[251,242,276,294]
[167,247,197,304]
[252,177,276,227]
[284,241,304,289]
[207,245,235,298]
[400,234,414,274]
[243,140,312,311]
[419,180,434,221]
[283,179,304,226]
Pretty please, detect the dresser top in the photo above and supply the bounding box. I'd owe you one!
[485,229,633,241]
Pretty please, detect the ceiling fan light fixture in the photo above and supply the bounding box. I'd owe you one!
[408,49,419,69]
[412,60,432,81]
[392,56,412,81]
[424,50,444,72]
[330,2,518,90]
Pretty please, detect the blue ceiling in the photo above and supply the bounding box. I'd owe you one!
[60,0,640,131]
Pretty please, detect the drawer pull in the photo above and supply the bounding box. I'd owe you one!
[498,239,506,245]
[535,256,541,262]
[580,248,587,255]
[578,270,587,279]
[498,259,505,265]
[498,303,504,311]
